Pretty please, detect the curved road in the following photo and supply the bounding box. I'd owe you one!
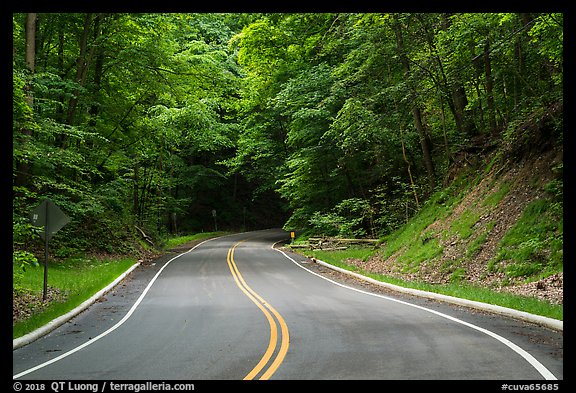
[13,229,562,380]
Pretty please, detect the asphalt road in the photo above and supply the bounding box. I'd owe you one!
[13,229,563,380]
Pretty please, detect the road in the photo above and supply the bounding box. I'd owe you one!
[13,229,563,380]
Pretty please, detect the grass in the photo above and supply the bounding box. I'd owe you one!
[378,173,470,261]
[13,257,136,339]
[305,247,377,265]
[488,198,563,279]
[466,220,496,258]
[448,208,481,240]
[482,182,510,207]
[162,231,228,249]
[292,246,562,321]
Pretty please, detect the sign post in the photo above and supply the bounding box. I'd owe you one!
[30,199,70,301]
[212,209,218,232]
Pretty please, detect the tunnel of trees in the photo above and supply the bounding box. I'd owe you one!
[13,12,562,254]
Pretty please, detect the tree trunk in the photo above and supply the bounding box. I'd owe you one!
[484,40,497,133]
[55,25,67,123]
[15,13,37,188]
[451,84,477,136]
[426,13,477,137]
[400,126,420,209]
[88,14,104,127]
[392,15,436,191]
[65,13,94,129]
[133,163,140,222]
[25,13,36,77]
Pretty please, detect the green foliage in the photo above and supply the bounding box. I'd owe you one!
[307,212,343,237]
[162,232,227,250]
[12,12,563,263]
[528,14,563,82]
[234,12,561,237]
[13,251,39,295]
[13,251,39,271]
[449,208,481,240]
[482,183,510,207]
[12,70,34,127]
[489,198,563,279]
[13,13,283,255]
[399,236,444,272]
[382,203,444,260]
[306,198,373,238]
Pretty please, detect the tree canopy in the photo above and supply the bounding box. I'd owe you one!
[13,12,563,255]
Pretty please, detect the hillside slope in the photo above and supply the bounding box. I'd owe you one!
[346,103,563,305]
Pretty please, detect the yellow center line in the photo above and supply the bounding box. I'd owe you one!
[226,239,290,380]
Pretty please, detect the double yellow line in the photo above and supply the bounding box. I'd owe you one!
[226,240,290,380]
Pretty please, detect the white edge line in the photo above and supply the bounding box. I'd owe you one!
[13,236,221,380]
[272,243,558,381]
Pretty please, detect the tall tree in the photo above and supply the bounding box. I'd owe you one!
[14,13,37,188]
[392,14,436,191]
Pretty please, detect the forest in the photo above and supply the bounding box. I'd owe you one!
[13,13,563,264]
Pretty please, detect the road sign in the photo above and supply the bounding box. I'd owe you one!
[29,199,70,300]
[30,199,71,241]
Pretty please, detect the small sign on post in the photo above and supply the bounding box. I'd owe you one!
[29,199,70,301]
[290,231,295,244]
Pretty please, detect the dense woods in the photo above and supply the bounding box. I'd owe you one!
[13,13,562,261]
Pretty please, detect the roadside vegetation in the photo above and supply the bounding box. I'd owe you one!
[162,231,228,250]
